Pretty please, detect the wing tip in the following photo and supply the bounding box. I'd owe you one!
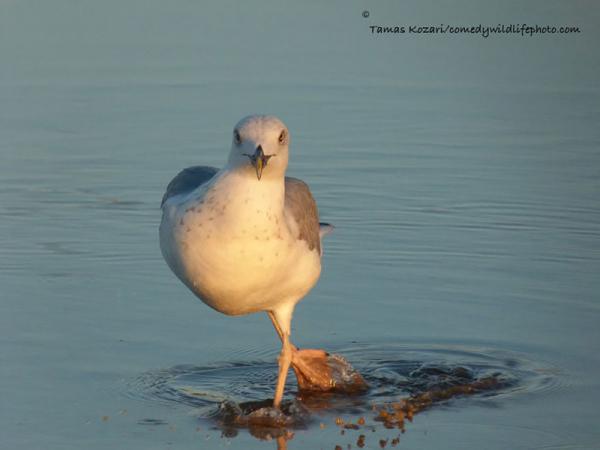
[319,222,335,237]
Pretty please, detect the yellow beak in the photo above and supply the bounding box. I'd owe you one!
[244,145,273,181]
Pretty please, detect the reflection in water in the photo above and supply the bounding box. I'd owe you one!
[128,343,556,448]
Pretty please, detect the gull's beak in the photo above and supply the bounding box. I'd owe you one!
[244,145,273,180]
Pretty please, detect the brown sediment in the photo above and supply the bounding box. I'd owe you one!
[324,375,505,449]
[210,350,509,448]
[372,376,503,430]
[357,434,366,448]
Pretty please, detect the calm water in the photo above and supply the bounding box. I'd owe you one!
[2,1,600,449]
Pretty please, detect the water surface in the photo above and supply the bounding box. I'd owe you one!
[1,1,600,449]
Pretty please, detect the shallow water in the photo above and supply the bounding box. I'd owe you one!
[2,1,600,449]
[126,342,557,441]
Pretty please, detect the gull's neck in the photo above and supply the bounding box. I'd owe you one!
[216,166,286,212]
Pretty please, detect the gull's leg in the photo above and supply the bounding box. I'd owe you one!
[267,311,284,342]
[274,333,292,408]
[269,303,294,409]
[268,311,298,352]
[268,307,368,397]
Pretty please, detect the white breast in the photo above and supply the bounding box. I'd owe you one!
[159,171,321,316]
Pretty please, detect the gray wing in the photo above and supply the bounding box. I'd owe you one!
[161,166,219,207]
[285,177,333,255]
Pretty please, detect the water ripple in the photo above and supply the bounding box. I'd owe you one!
[124,342,562,422]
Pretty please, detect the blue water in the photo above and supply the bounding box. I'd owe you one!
[2,1,600,449]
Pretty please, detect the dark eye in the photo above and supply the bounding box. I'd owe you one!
[278,130,287,145]
[234,130,241,145]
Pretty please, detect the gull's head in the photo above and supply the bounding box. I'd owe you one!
[227,115,290,181]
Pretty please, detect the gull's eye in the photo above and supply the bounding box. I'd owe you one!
[234,130,242,145]
[278,130,287,145]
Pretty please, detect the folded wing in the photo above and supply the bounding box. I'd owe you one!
[161,166,218,207]
[285,177,333,256]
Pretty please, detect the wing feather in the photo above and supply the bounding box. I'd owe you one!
[161,166,218,207]
[284,177,323,254]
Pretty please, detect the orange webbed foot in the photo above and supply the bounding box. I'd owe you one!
[290,348,368,394]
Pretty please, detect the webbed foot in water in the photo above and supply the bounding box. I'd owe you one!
[290,348,368,394]
[216,348,367,433]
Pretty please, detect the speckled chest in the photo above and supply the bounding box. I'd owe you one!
[160,172,322,315]
[173,184,290,260]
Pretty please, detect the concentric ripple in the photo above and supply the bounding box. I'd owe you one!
[125,342,562,424]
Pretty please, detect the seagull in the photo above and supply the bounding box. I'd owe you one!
[159,115,336,408]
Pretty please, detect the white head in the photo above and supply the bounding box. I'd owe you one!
[226,115,290,181]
